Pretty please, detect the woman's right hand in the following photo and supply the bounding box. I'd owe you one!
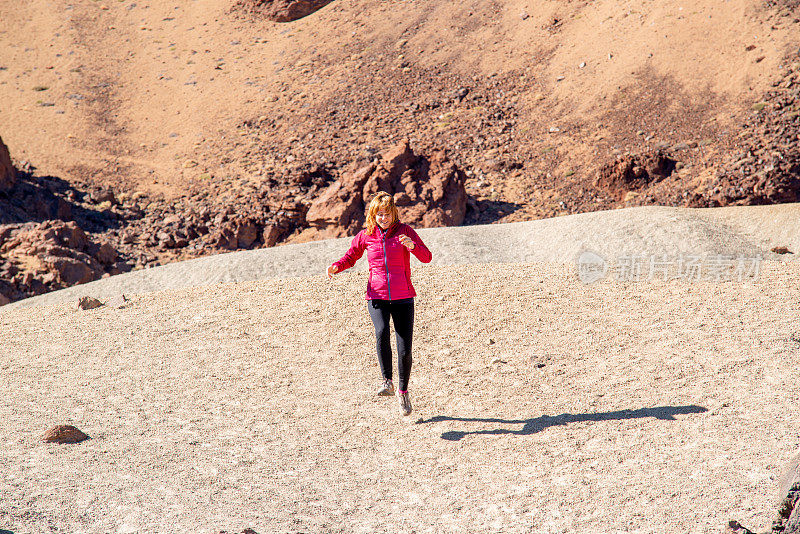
[327,264,339,279]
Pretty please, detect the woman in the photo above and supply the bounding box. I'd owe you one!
[327,191,432,416]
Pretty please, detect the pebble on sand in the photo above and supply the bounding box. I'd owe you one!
[78,296,104,310]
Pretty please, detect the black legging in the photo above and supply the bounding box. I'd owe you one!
[367,298,414,391]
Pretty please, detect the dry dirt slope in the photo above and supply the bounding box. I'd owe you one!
[2,256,800,529]
[1,0,798,201]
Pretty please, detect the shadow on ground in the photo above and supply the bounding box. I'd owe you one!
[419,405,708,441]
[463,199,524,225]
[0,169,122,232]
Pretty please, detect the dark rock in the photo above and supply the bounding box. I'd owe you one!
[94,242,117,265]
[262,223,280,247]
[595,152,677,200]
[77,296,104,310]
[42,425,90,444]
[721,520,755,534]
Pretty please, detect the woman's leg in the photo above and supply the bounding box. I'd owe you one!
[367,299,393,381]
[390,298,414,391]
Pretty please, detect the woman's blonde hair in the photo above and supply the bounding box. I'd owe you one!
[365,191,400,234]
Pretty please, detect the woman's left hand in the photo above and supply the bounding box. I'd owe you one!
[398,234,415,250]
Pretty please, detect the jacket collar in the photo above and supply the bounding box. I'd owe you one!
[376,220,400,238]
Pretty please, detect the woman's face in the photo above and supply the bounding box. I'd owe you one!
[375,208,394,229]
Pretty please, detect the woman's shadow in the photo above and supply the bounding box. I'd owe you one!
[419,405,708,441]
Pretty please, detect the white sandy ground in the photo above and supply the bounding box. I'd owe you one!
[5,203,800,310]
[2,204,800,533]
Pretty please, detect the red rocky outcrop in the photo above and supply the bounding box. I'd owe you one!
[306,140,468,238]
[0,220,121,304]
[0,135,17,192]
[595,151,677,201]
[238,0,334,22]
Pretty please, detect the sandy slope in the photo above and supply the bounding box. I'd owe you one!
[5,202,800,310]
[2,204,800,533]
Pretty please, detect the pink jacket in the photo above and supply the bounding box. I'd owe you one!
[333,220,432,300]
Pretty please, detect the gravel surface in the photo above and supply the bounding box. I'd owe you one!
[2,258,800,533]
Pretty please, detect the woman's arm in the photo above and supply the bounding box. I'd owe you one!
[332,231,366,273]
[402,226,432,263]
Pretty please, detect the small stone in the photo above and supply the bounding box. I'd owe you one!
[488,338,495,345]
[579,61,586,68]
[77,296,104,310]
[106,294,129,309]
[490,357,502,364]
[556,75,565,81]
[772,246,793,254]
[723,520,755,534]
[549,126,560,133]
[520,11,529,20]
[42,425,90,444]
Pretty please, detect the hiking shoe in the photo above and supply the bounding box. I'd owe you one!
[398,391,412,416]
[377,379,395,397]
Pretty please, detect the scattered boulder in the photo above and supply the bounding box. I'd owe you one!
[238,0,334,21]
[42,425,90,444]
[0,135,16,192]
[262,223,280,247]
[77,296,104,310]
[595,151,677,200]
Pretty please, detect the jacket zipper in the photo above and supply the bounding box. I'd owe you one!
[381,231,392,300]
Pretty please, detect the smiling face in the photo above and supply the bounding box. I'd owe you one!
[375,208,394,229]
